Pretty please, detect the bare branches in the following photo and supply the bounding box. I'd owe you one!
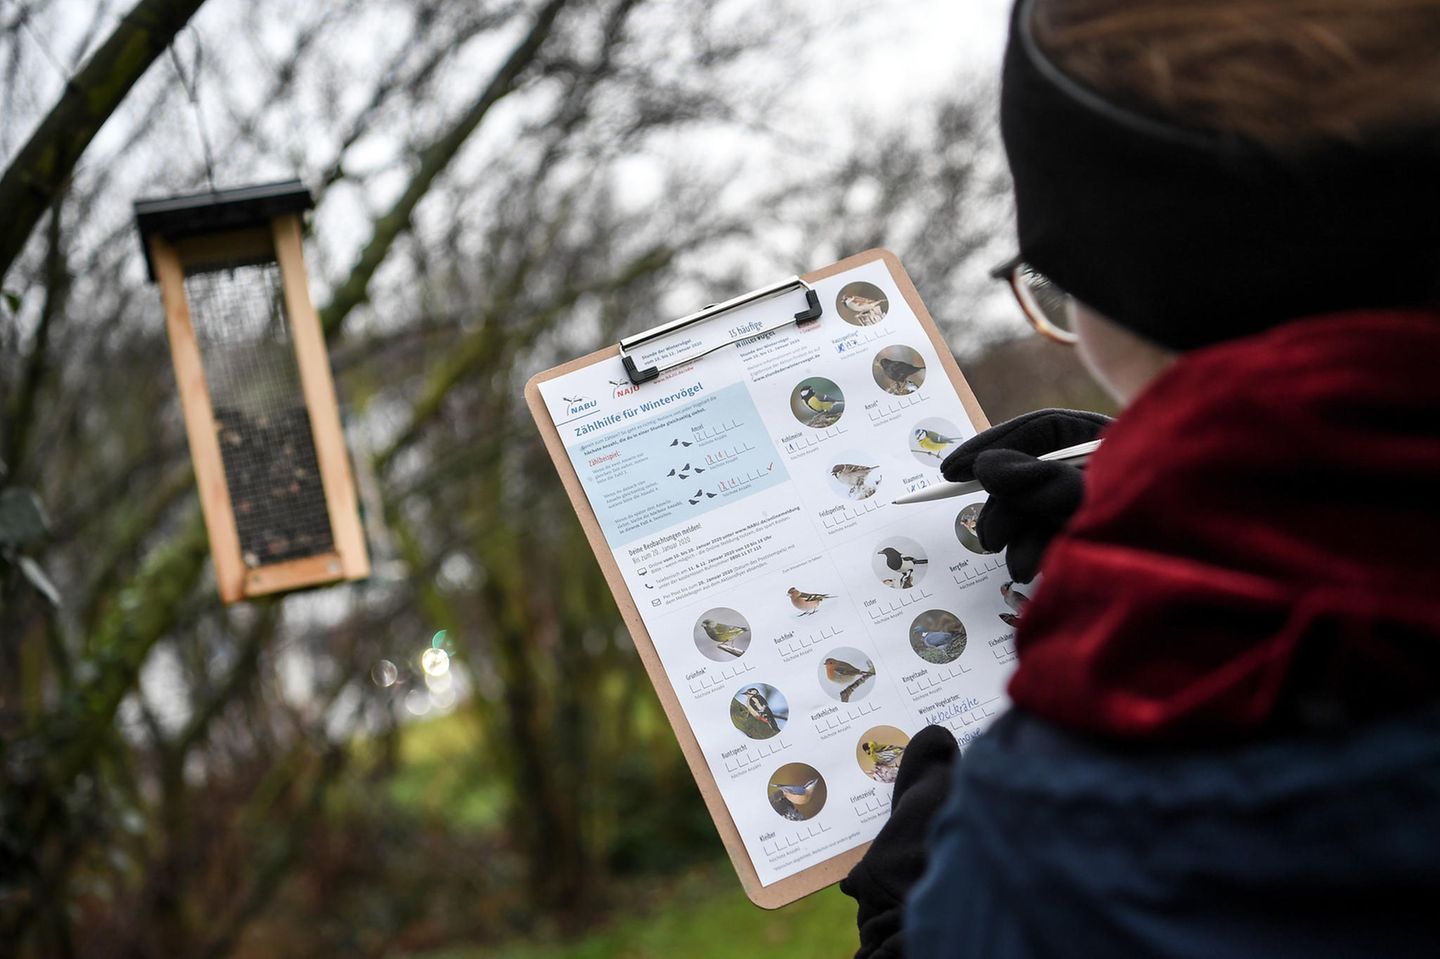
[196,743,346,959]
[51,512,210,785]
[313,2,525,201]
[375,241,676,474]
[0,0,210,282]
[319,0,574,338]
[2,189,66,477]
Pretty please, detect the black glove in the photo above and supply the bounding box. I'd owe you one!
[840,725,961,959]
[941,408,1111,583]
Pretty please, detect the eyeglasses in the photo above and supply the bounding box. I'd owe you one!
[990,255,1078,345]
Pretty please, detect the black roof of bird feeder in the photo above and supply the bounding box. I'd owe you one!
[134,179,314,280]
[134,179,370,603]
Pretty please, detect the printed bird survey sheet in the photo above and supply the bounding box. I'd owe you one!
[533,255,1019,889]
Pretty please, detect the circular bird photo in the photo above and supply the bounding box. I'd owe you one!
[856,725,911,783]
[827,454,883,502]
[816,646,877,703]
[909,417,964,467]
[791,377,846,429]
[836,281,890,327]
[872,345,926,395]
[767,762,827,821]
[693,607,752,661]
[908,609,968,664]
[872,537,929,590]
[787,584,839,618]
[730,683,789,740]
[954,501,993,554]
[999,580,1030,630]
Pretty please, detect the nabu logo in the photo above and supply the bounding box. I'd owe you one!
[609,378,639,399]
[562,394,598,416]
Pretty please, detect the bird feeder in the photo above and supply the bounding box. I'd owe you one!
[135,181,369,603]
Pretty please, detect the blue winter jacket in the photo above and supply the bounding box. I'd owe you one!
[905,706,1440,957]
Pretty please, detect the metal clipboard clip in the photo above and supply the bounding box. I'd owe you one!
[618,276,823,385]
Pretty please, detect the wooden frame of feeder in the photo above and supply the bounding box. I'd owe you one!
[135,181,369,603]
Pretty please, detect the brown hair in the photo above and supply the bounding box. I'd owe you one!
[1030,0,1440,149]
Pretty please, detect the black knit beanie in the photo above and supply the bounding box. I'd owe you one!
[1000,0,1440,351]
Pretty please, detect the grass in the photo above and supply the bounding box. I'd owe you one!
[371,709,507,831]
[414,863,860,959]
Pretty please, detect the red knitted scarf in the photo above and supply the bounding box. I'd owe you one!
[1010,309,1440,741]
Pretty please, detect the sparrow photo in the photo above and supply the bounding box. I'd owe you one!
[835,280,890,327]
[827,458,883,501]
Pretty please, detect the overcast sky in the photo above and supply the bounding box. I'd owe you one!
[825,0,1012,107]
[6,0,1022,341]
[12,0,1016,159]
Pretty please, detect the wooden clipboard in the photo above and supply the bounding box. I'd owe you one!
[524,248,989,908]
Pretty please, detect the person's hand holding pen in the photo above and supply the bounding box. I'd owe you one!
[939,408,1112,583]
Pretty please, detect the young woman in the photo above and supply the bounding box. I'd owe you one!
[842,0,1440,954]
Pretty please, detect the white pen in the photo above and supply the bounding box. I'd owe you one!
[891,439,1103,505]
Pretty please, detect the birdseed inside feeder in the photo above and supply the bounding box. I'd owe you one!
[135,181,369,602]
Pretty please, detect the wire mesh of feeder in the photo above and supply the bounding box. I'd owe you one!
[184,259,335,568]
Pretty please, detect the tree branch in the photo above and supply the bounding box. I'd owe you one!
[374,243,674,474]
[319,0,573,338]
[0,0,210,281]
[312,2,522,202]
[4,192,67,476]
[197,744,346,959]
[51,510,209,784]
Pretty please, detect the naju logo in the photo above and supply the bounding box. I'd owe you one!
[609,378,639,399]
[562,394,599,417]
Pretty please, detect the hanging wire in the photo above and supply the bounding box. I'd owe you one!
[168,25,219,195]
[15,8,69,79]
